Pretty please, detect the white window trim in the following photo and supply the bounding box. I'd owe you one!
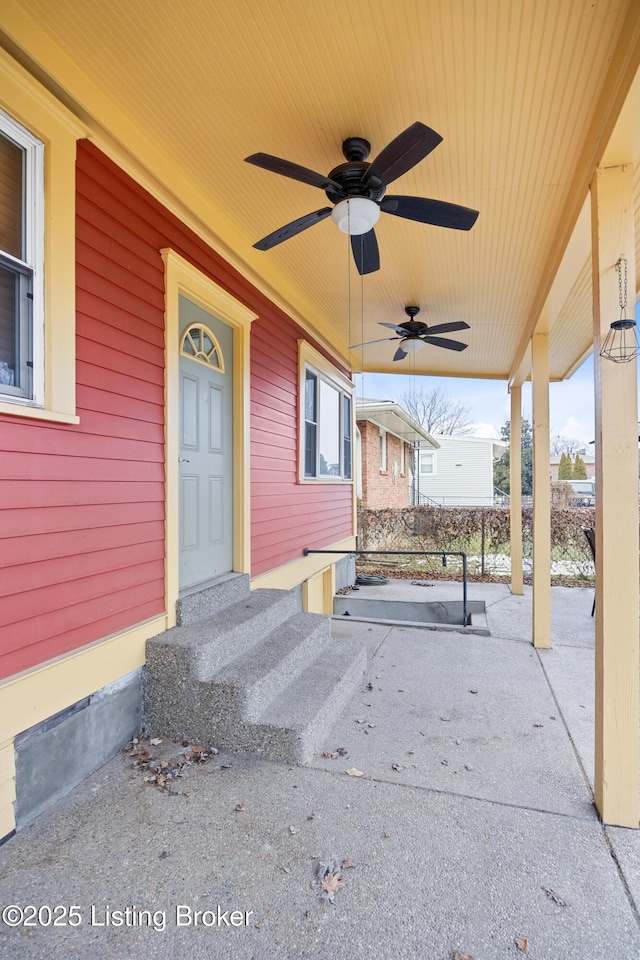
[0,107,44,404]
[379,428,387,472]
[419,450,437,477]
[298,340,354,484]
[400,440,405,475]
[0,50,84,424]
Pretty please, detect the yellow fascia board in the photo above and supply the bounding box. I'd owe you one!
[251,536,356,592]
[0,48,84,422]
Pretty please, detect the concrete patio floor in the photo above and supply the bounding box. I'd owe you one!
[1,581,639,959]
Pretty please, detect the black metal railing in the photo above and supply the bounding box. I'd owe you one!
[303,547,469,626]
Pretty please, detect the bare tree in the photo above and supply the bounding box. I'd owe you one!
[399,386,472,435]
[550,435,583,457]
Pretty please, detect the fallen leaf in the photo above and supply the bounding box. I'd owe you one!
[149,737,163,746]
[515,936,529,952]
[322,872,345,900]
[191,745,207,753]
[391,763,404,772]
[323,751,339,759]
[234,803,245,812]
[450,952,474,960]
[367,723,378,729]
[354,719,366,724]
[288,825,300,835]
[341,858,356,869]
[336,746,349,756]
[441,715,451,722]
[542,886,567,907]
[307,812,316,820]
[533,722,544,728]
[346,767,364,777]
[383,831,391,838]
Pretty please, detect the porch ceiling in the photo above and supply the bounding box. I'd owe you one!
[2,0,639,381]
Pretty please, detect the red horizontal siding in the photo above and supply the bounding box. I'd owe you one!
[0,139,353,681]
[250,312,353,578]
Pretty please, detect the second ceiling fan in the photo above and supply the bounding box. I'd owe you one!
[350,305,470,361]
[245,122,479,275]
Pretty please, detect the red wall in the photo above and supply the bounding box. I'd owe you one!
[0,141,353,679]
[251,319,353,576]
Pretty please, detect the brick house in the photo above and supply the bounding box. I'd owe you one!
[356,400,438,509]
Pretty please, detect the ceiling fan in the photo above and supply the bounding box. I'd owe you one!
[350,305,470,361]
[245,122,479,275]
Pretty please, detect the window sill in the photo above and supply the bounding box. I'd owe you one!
[0,400,79,425]
[298,477,354,485]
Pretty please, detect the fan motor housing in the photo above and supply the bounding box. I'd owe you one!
[325,162,385,204]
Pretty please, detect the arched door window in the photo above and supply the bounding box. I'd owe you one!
[180,322,225,372]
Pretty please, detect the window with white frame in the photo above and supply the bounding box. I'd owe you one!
[0,109,43,402]
[419,450,436,476]
[300,341,353,482]
[379,428,387,471]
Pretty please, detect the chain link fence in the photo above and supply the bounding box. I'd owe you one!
[357,504,596,584]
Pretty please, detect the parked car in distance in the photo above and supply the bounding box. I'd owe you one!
[566,479,595,506]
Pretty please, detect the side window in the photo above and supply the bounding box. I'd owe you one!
[0,110,44,403]
[299,341,354,483]
[379,428,387,471]
[420,451,436,476]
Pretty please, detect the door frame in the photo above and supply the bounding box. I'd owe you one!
[161,248,256,627]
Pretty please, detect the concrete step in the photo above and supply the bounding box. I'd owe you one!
[176,573,250,626]
[147,588,298,682]
[250,638,368,764]
[211,611,331,721]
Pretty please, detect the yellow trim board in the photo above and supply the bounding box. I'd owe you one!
[0,49,84,421]
[251,536,356,592]
[162,249,257,626]
[0,615,166,745]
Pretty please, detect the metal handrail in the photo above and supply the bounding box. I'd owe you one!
[303,547,468,627]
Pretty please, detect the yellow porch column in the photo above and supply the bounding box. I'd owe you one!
[509,385,524,595]
[531,330,551,648]
[591,164,639,828]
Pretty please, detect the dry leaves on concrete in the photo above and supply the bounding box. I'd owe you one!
[515,936,529,951]
[124,734,219,794]
[345,768,364,777]
[317,858,346,904]
[450,951,474,960]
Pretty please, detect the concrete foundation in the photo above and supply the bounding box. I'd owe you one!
[14,669,142,829]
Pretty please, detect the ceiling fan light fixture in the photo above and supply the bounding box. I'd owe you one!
[331,197,380,235]
[401,337,426,354]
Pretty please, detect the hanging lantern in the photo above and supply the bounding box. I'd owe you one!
[600,257,639,363]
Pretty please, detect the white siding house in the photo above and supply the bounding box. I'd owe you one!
[415,435,506,506]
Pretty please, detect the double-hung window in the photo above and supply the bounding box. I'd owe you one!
[299,341,354,482]
[0,109,43,402]
[0,49,81,423]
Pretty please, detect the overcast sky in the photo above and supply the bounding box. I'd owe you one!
[355,304,640,446]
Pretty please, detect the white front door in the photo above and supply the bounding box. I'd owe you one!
[178,295,233,590]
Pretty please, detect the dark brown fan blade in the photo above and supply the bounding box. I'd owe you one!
[253,208,332,250]
[351,229,380,275]
[381,195,479,230]
[422,335,468,351]
[245,153,344,194]
[349,336,400,349]
[379,322,407,334]
[364,122,443,186]
[393,345,409,361]
[424,321,470,335]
